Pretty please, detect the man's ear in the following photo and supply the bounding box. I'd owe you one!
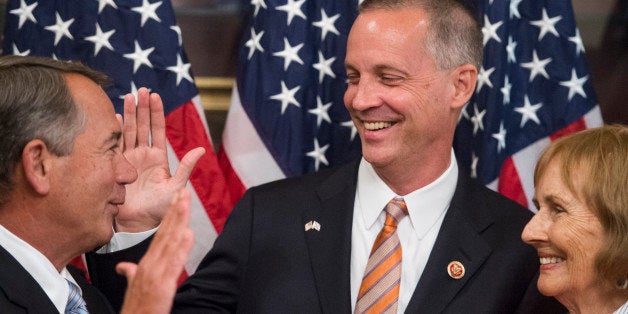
[450,63,478,110]
[21,140,53,195]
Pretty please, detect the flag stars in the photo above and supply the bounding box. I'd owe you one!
[276,0,306,26]
[470,104,486,135]
[559,68,588,101]
[306,139,329,171]
[514,96,543,127]
[521,50,552,82]
[85,23,115,56]
[251,0,267,17]
[476,66,495,92]
[12,43,30,56]
[509,0,522,19]
[459,102,471,122]
[44,12,75,45]
[124,40,155,73]
[341,120,358,141]
[9,0,37,28]
[569,29,585,55]
[470,152,479,179]
[270,81,301,114]
[131,0,162,27]
[482,15,503,45]
[308,96,332,127]
[96,0,118,14]
[119,81,140,101]
[530,8,562,41]
[245,28,265,60]
[313,51,336,83]
[501,75,512,105]
[492,122,507,153]
[312,9,340,41]
[506,36,517,63]
[273,37,304,71]
[167,54,194,86]
[171,25,182,46]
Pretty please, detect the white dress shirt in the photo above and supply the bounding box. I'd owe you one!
[0,224,79,314]
[350,153,459,313]
[614,300,628,314]
[97,227,157,253]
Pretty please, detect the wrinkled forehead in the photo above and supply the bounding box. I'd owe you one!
[63,73,115,116]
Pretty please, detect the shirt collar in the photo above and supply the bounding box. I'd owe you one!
[0,224,74,313]
[357,151,458,239]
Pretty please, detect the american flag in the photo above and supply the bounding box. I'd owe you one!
[219,0,603,211]
[218,0,362,201]
[2,0,232,276]
[454,0,603,210]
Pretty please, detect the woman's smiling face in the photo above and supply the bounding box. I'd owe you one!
[522,158,606,303]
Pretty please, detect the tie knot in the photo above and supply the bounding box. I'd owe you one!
[384,197,408,227]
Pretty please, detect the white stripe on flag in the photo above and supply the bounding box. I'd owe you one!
[166,141,218,274]
[222,86,285,188]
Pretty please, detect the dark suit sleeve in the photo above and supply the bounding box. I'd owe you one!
[172,189,254,313]
[85,236,152,313]
[86,190,255,313]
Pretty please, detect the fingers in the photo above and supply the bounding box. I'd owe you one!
[118,189,194,314]
[172,147,206,187]
[136,87,151,147]
[115,114,125,151]
[155,188,192,242]
[116,262,138,280]
[149,92,167,151]
[123,94,137,150]
[122,88,166,152]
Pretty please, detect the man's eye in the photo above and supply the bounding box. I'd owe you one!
[381,76,402,84]
[347,74,359,85]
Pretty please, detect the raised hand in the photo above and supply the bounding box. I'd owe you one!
[117,188,194,314]
[115,87,205,232]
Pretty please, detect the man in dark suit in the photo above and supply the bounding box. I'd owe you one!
[89,0,565,312]
[0,55,199,313]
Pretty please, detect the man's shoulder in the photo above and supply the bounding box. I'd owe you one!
[451,173,534,240]
[249,159,360,195]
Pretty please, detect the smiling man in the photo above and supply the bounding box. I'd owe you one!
[91,0,565,313]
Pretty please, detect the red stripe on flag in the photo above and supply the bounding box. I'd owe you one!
[70,255,89,282]
[550,118,588,141]
[165,100,232,233]
[217,146,247,204]
[498,157,528,208]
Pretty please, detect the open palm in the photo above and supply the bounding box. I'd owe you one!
[115,88,204,232]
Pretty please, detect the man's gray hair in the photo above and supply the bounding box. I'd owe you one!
[359,0,483,71]
[0,55,110,205]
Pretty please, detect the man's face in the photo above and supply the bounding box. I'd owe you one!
[47,73,137,251]
[343,8,456,172]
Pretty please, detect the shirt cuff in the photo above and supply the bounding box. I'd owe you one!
[97,227,157,253]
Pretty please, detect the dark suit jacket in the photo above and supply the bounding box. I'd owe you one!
[89,159,565,313]
[0,245,114,314]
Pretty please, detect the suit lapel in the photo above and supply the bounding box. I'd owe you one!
[406,174,494,313]
[304,160,359,314]
[0,245,59,313]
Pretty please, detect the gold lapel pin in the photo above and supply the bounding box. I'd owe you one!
[447,261,465,279]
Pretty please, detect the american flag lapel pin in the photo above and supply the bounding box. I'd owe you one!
[304,220,321,232]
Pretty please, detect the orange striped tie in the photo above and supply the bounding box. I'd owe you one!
[355,197,408,314]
